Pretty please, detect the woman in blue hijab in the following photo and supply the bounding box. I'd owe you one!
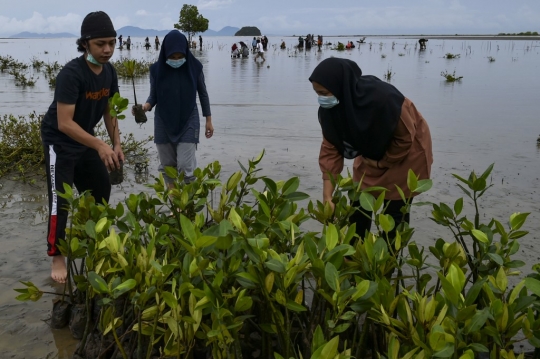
[140,30,213,185]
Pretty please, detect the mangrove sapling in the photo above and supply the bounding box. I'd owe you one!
[107,92,129,185]
[383,67,395,81]
[445,52,461,59]
[441,70,463,82]
[122,59,147,124]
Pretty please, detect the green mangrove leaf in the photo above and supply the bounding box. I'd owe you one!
[415,179,433,193]
[265,259,286,273]
[311,325,325,354]
[407,169,418,193]
[265,272,274,292]
[510,212,529,231]
[459,349,475,359]
[447,263,466,294]
[320,336,339,359]
[95,217,108,234]
[88,271,109,294]
[509,281,525,305]
[472,177,486,191]
[235,296,253,312]
[352,280,370,301]
[162,292,177,309]
[284,191,310,201]
[281,177,300,196]
[471,229,488,243]
[454,198,463,216]
[464,308,490,334]
[226,171,242,191]
[496,267,508,292]
[113,279,136,298]
[180,214,196,244]
[326,223,338,251]
[378,213,395,233]
[325,262,339,292]
[524,277,540,297]
[359,192,375,212]
[437,272,459,305]
[195,235,217,248]
[388,333,400,359]
[467,343,489,353]
[285,300,307,312]
[85,220,96,239]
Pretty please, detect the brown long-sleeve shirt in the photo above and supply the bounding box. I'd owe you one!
[319,97,433,200]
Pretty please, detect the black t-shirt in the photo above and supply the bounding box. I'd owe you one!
[41,55,119,151]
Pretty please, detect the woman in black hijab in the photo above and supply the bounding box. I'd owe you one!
[140,30,214,186]
[309,58,432,239]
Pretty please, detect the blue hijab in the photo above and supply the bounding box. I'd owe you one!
[152,30,203,138]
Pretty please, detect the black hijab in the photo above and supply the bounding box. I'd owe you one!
[309,58,404,160]
[151,30,202,138]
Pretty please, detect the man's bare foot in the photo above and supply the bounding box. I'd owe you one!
[51,255,67,283]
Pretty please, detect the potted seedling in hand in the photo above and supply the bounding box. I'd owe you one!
[108,92,128,184]
[124,59,148,124]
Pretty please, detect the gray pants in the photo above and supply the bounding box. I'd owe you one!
[156,142,197,184]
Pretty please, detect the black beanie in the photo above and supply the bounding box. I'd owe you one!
[80,11,116,40]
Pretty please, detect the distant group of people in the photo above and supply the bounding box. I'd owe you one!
[231,41,250,58]
[251,35,269,52]
[117,34,161,50]
[297,34,324,51]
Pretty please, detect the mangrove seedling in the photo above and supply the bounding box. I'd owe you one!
[122,59,147,124]
[488,56,496,62]
[445,52,461,59]
[441,70,463,82]
[108,92,128,184]
[384,66,395,81]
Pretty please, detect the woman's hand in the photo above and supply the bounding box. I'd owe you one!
[205,116,214,138]
[142,103,152,112]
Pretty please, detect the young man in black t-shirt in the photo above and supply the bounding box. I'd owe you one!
[41,11,124,283]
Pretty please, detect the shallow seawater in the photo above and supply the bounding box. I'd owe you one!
[0,35,539,358]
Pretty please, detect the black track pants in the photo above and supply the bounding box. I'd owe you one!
[44,144,111,256]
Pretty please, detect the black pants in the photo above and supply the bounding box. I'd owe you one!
[44,144,111,256]
[349,198,411,241]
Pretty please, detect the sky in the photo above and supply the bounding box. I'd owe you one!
[1,0,539,37]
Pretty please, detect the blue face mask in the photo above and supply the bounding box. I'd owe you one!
[166,58,186,68]
[86,53,102,66]
[318,95,339,109]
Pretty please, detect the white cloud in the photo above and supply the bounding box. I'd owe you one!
[112,15,130,30]
[136,10,148,16]
[198,0,234,10]
[256,15,306,31]
[0,12,82,36]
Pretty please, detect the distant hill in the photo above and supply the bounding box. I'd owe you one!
[10,31,76,38]
[116,26,170,37]
[117,26,240,37]
[8,26,240,39]
[235,27,261,36]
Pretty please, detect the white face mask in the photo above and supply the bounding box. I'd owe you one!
[86,53,103,66]
[318,95,339,108]
[166,58,186,68]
